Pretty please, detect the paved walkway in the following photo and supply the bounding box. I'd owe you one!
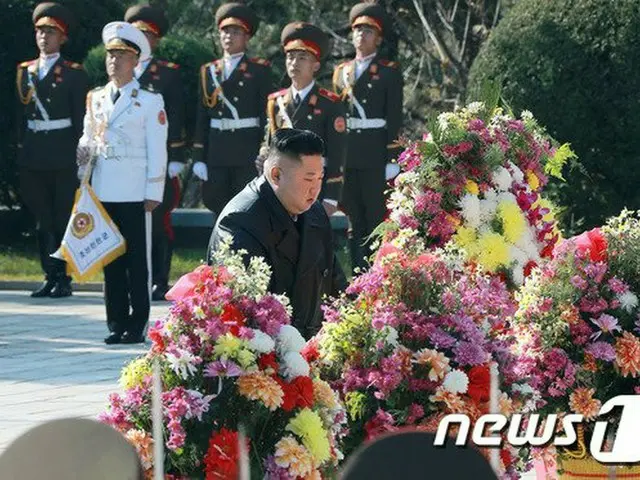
[0,290,168,452]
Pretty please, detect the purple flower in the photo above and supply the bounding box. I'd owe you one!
[371,306,399,330]
[204,359,242,378]
[263,455,295,480]
[608,277,629,295]
[582,263,608,284]
[427,327,457,349]
[570,275,588,290]
[590,314,621,340]
[585,341,616,362]
[453,341,488,366]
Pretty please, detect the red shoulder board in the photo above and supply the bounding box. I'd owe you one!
[268,88,288,100]
[379,59,399,69]
[318,88,340,102]
[158,59,180,69]
[250,57,271,67]
[63,60,83,70]
[19,59,37,68]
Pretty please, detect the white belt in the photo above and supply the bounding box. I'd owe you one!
[210,117,260,131]
[101,145,147,159]
[347,118,387,130]
[27,118,72,132]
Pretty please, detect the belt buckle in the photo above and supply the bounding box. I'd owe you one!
[32,121,40,132]
[221,118,230,130]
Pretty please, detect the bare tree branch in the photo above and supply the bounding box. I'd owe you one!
[492,0,502,28]
[459,2,472,60]
[411,0,448,64]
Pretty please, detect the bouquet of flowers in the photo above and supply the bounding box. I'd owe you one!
[310,242,534,479]
[514,210,640,450]
[100,242,346,479]
[382,101,574,286]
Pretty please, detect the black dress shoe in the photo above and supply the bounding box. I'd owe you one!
[31,279,56,298]
[50,276,72,298]
[121,332,145,344]
[104,333,122,345]
[151,284,169,301]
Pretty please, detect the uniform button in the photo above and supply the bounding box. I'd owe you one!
[218,111,223,116]
[239,81,244,86]
[357,129,362,133]
[46,98,51,103]
[367,83,372,88]
[362,98,367,104]
[307,115,312,120]
[233,97,239,102]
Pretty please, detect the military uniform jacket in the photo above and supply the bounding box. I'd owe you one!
[266,84,347,202]
[333,54,403,169]
[208,176,347,339]
[193,55,273,167]
[136,57,185,163]
[15,56,89,170]
[78,79,168,203]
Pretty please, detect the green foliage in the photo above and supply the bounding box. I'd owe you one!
[468,0,640,234]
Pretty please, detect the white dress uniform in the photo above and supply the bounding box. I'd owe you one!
[80,20,168,345]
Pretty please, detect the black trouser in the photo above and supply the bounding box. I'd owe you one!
[102,202,149,336]
[342,168,387,270]
[151,176,180,289]
[202,166,257,215]
[19,166,78,279]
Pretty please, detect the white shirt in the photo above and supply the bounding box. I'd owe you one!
[355,51,377,80]
[223,52,244,80]
[110,78,137,105]
[38,53,60,80]
[290,80,315,105]
[134,56,152,79]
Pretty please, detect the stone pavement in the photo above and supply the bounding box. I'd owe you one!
[0,290,168,453]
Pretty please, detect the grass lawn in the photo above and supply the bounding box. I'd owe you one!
[0,243,353,284]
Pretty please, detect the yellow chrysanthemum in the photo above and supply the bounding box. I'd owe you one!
[453,225,477,250]
[526,171,540,190]
[237,371,284,411]
[476,232,511,271]
[120,357,152,390]
[214,333,246,358]
[465,179,480,195]
[275,436,315,478]
[497,200,526,243]
[313,379,338,410]
[236,348,256,369]
[286,408,330,464]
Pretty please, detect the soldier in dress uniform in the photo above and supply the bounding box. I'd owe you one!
[192,2,273,217]
[333,3,403,270]
[77,22,168,344]
[16,2,89,298]
[262,22,347,216]
[125,4,186,301]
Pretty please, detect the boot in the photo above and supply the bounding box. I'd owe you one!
[50,273,72,298]
[31,231,56,298]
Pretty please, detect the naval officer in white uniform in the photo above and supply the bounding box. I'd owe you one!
[77,21,167,344]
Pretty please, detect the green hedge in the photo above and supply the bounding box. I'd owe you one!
[468,0,640,233]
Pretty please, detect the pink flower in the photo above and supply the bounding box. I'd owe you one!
[573,228,608,263]
[608,277,629,295]
[406,403,425,424]
[590,314,621,340]
[570,275,588,290]
[204,359,242,378]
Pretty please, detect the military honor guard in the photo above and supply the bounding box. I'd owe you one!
[192,2,273,216]
[264,22,347,216]
[333,3,403,270]
[77,22,168,344]
[16,2,88,298]
[125,4,186,301]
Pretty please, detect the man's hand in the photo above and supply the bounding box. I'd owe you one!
[144,199,161,212]
[192,161,208,181]
[168,161,185,178]
[322,200,338,217]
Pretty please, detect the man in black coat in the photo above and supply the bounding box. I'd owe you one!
[208,129,347,339]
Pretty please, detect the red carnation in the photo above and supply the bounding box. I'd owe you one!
[274,377,297,412]
[523,260,537,278]
[301,338,320,363]
[220,303,246,335]
[467,365,491,404]
[573,228,608,263]
[204,428,248,480]
[291,376,314,408]
[258,352,279,374]
[500,447,513,468]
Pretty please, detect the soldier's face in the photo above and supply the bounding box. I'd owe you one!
[35,26,66,54]
[352,25,381,56]
[271,153,324,215]
[142,31,160,52]
[105,50,138,81]
[285,50,320,86]
[219,26,249,55]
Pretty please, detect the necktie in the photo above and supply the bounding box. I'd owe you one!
[294,94,301,106]
[112,89,121,103]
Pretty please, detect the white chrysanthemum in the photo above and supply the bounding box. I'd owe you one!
[277,325,306,353]
[512,264,525,286]
[282,351,310,379]
[510,246,528,265]
[443,369,469,394]
[492,166,513,192]
[508,161,525,184]
[249,329,275,353]
[479,198,498,224]
[484,188,497,202]
[385,327,399,346]
[618,291,639,313]
[497,191,517,205]
[166,349,200,380]
[515,229,541,261]
[459,194,481,229]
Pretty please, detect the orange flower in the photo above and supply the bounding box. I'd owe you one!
[583,353,598,372]
[430,386,466,413]
[125,429,154,470]
[305,470,322,480]
[560,305,580,325]
[615,332,640,378]
[275,436,314,478]
[499,392,514,416]
[414,349,450,381]
[569,387,601,420]
[237,372,284,411]
[313,379,338,409]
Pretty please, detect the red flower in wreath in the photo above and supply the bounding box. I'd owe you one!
[467,365,490,404]
[220,303,246,335]
[204,428,248,480]
[573,228,608,263]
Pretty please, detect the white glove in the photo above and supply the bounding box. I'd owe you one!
[77,166,86,181]
[385,162,400,181]
[168,161,185,179]
[192,161,208,181]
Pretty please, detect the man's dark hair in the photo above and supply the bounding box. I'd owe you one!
[268,128,325,162]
